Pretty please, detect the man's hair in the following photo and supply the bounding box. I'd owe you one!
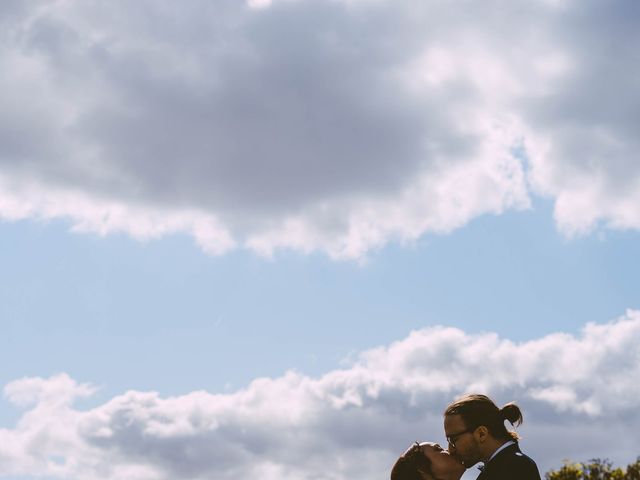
[444,394,522,441]
[390,443,432,480]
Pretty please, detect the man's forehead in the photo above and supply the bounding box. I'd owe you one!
[444,413,466,432]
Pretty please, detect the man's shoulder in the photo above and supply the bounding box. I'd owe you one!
[489,444,541,479]
[501,449,538,468]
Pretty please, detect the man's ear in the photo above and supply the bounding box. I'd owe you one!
[475,426,489,443]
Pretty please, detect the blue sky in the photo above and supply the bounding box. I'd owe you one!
[2,198,640,478]
[2,198,639,402]
[1,1,639,479]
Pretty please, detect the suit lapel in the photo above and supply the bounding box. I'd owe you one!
[476,464,486,480]
[476,443,520,479]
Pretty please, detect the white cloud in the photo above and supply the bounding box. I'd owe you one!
[247,0,273,9]
[0,173,235,254]
[2,310,640,479]
[0,0,638,259]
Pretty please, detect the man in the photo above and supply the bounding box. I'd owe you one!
[443,394,541,480]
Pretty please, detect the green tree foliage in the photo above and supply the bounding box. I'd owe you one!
[546,458,640,480]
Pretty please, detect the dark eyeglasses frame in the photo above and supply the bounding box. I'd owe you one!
[446,428,474,448]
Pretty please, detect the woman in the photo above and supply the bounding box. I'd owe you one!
[391,441,466,480]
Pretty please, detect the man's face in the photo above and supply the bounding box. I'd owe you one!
[443,414,482,468]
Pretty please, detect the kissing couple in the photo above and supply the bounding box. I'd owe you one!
[391,394,542,480]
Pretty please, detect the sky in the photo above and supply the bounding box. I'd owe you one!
[0,1,639,479]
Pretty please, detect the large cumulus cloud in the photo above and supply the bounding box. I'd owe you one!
[0,0,638,258]
[2,310,640,479]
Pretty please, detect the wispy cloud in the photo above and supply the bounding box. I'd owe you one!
[2,310,639,479]
[0,0,638,258]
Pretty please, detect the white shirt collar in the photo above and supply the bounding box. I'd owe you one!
[488,440,515,462]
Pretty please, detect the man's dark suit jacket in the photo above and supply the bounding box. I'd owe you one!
[476,443,541,480]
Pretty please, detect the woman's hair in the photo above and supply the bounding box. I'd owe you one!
[444,394,522,441]
[390,442,432,480]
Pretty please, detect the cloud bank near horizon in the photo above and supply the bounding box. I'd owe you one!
[1,0,639,259]
[2,310,640,480]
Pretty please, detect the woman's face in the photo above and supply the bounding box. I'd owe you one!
[420,443,466,480]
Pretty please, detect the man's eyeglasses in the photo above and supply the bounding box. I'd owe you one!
[446,428,474,448]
